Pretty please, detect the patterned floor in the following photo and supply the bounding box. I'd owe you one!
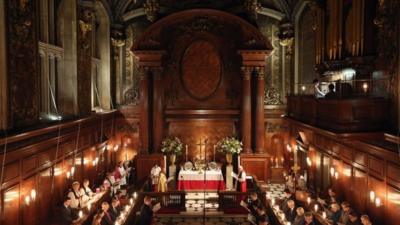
[262,183,286,200]
[155,192,250,224]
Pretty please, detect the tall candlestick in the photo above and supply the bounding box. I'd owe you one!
[185,145,188,162]
[213,145,216,162]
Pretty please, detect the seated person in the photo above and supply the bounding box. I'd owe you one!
[110,198,121,219]
[284,200,297,223]
[360,215,372,225]
[313,78,325,98]
[319,188,341,207]
[304,212,316,225]
[347,211,362,225]
[80,179,94,204]
[338,202,352,225]
[280,188,295,212]
[255,207,269,225]
[139,196,154,225]
[60,197,77,225]
[103,172,119,196]
[325,83,337,99]
[328,203,342,225]
[242,192,262,217]
[68,181,82,208]
[91,212,104,225]
[99,202,114,225]
[293,207,305,225]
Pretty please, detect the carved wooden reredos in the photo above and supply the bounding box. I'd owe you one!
[132,9,272,161]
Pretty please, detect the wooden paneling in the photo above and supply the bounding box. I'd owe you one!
[3,185,20,225]
[240,154,270,182]
[287,96,390,132]
[135,154,164,182]
[0,112,122,225]
[287,120,400,225]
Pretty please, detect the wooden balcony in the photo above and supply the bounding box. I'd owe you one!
[287,95,390,132]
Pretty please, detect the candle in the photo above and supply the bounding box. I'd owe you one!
[133,192,137,199]
[66,171,70,179]
[322,212,327,219]
[130,198,134,205]
[31,189,36,200]
[271,198,275,206]
[125,205,129,212]
[375,197,382,207]
[307,197,311,205]
[78,210,83,218]
[370,191,375,202]
[314,204,319,212]
[334,171,339,179]
[88,203,91,211]
[25,196,30,205]
[330,167,335,176]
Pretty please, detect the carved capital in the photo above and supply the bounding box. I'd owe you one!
[241,66,252,80]
[255,66,265,80]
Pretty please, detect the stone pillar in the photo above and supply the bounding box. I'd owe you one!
[152,67,163,153]
[254,66,265,153]
[139,67,150,153]
[241,66,252,153]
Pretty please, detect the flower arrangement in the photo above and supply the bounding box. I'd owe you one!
[161,137,183,155]
[216,137,242,154]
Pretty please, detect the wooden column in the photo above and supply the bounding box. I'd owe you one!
[241,66,252,153]
[133,50,165,154]
[254,66,265,153]
[139,67,150,153]
[152,67,163,153]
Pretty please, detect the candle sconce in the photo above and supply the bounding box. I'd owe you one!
[369,191,383,207]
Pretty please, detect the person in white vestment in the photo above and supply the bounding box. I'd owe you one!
[68,181,82,208]
[103,172,119,196]
[117,161,127,187]
[150,164,161,192]
[80,179,94,204]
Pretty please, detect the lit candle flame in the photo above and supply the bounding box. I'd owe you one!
[30,189,36,200]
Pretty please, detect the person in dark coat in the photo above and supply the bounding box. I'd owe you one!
[280,188,295,212]
[255,207,270,225]
[284,200,297,223]
[110,198,121,220]
[100,202,114,225]
[139,196,153,225]
[325,83,337,99]
[293,207,305,225]
[60,197,76,225]
[304,212,316,225]
[246,192,262,217]
[347,211,362,225]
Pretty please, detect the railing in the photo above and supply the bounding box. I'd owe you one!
[295,77,390,98]
[138,191,186,210]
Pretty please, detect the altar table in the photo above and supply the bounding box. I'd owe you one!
[177,170,225,191]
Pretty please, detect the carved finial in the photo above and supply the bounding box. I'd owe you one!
[143,0,160,22]
[278,22,294,57]
[244,0,261,20]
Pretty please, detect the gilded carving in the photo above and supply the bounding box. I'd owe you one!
[264,88,283,105]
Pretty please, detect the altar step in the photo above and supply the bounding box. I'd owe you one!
[153,215,250,225]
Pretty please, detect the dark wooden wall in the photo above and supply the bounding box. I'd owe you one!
[288,119,400,225]
[0,112,126,225]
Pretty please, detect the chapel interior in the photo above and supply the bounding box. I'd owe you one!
[0,0,399,225]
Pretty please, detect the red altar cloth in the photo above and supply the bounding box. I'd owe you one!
[177,180,225,191]
[177,170,226,191]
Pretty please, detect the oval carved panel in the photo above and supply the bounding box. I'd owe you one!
[181,40,222,100]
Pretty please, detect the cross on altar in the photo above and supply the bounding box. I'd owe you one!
[195,138,208,161]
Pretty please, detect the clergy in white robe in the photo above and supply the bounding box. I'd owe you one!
[150,164,161,191]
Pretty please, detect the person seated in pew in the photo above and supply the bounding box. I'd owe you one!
[139,196,154,225]
[91,212,104,225]
[242,192,262,218]
[255,207,269,225]
[338,202,352,225]
[318,188,342,208]
[110,198,121,219]
[360,215,372,225]
[68,181,83,209]
[328,203,342,225]
[99,202,114,225]
[347,211,362,225]
[80,179,94,204]
[304,212,316,225]
[293,207,305,225]
[325,83,338,99]
[284,200,297,223]
[280,188,296,213]
[60,196,78,225]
